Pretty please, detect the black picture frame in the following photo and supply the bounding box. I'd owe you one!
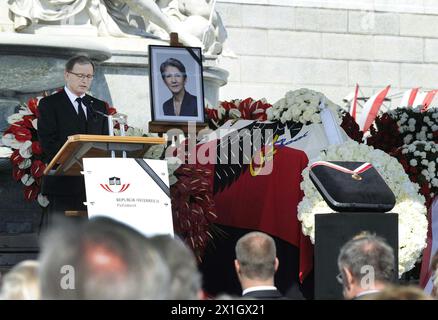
[148,45,205,123]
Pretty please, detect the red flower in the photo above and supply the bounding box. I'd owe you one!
[171,164,216,260]
[10,149,24,166]
[30,160,45,178]
[104,102,117,115]
[252,99,271,112]
[367,113,402,153]
[113,123,129,131]
[12,166,26,181]
[3,125,14,135]
[12,126,32,142]
[24,184,39,201]
[420,184,431,197]
[221,101,235,111]
[399,158,409,171]
[27,98,39,117]
[239,98,253,112]
[31,141,43,155]
[341,112,363,143]
[205,108,218,121]
[22,115,35,129]
[256,113,267,121]
[207,98,271,129]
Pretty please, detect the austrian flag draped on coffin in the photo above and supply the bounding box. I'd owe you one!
[195,120,337,282]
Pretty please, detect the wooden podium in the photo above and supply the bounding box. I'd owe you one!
[44,134,165,176]
[41,134,166,223]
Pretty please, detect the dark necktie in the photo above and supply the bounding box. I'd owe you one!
[75,97,87,133]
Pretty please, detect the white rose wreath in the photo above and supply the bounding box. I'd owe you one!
[297,140,428,276]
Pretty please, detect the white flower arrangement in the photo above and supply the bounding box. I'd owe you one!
[388,106,438,143]
[401,141,438,193]
[1,98,50,207]
[297,140,428,276]
[0,146,13,158]
[266,88,343,125]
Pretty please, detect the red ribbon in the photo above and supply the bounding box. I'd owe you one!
[310,161,373,175]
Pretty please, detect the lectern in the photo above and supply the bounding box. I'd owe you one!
[41,134,166,226]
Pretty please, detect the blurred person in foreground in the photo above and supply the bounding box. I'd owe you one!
[0,260,40,300]
[150,234,203,299]
[38,217,171,299]
[364,285,432,300]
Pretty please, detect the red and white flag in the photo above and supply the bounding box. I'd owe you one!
[421,90,438,112]
[400,88,419,108]
[412,91,428,108]
[349,84,359,120]
[357,85,391,133]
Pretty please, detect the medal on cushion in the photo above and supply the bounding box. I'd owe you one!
[351,173,362,181]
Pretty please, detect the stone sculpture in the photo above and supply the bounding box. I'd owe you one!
[8,0,227,54]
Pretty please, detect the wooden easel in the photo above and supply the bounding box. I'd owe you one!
[148,32,209,137]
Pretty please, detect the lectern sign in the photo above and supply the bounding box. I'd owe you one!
[83,158,174,237]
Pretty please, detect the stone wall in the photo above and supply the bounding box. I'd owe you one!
[216,0,438,108]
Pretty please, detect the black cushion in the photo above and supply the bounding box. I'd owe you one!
[309,161,396,212]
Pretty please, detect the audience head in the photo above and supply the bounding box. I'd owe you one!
[0,260,40,300]
[365,285,432,300]
[149,234,202,299]
[234,231,278,288]
[337,232,395,300]
[38,217,171,299]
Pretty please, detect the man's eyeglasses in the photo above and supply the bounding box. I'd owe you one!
[336,272,344,285]
[68,71,94,80]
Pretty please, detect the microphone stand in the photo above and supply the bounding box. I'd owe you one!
[86,99,128,158]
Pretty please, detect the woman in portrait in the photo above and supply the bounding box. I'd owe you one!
[160,58,198,117]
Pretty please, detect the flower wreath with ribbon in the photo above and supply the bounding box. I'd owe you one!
[1,91,118,206]
[1,92,217,261]
[298,140,428,276]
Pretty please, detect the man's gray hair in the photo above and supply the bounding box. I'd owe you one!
[39,217,171,300]
[149,235,202,300]
[235,231,276,280]
[337,232,395,283]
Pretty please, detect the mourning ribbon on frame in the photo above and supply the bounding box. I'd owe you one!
[135,159,170,198]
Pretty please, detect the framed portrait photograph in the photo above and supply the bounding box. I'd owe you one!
[149,45,206,123]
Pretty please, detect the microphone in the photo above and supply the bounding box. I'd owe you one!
[83,97,106,120]
[82,96,128,138]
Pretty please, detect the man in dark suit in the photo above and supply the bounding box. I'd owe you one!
[234,231,300,299]
[37,55,109,227]
[337,232,396,300]
[160,58,198,117]
[38,55,109,164]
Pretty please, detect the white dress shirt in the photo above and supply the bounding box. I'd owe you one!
[64,86,87,119]
[242,285,278,296]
